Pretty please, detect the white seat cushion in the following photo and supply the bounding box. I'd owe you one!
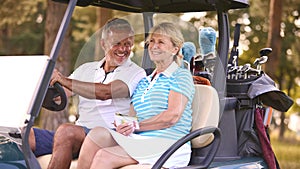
[191,84,219,148]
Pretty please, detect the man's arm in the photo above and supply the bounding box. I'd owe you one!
[50,69,129,100]
[64,78,129,100]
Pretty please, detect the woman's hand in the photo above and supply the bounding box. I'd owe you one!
[115,122,135,136]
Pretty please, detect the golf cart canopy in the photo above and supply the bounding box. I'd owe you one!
[54,0,249,12]
[52,0,249,73]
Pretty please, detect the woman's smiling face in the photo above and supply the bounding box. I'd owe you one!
[148,33,178,63]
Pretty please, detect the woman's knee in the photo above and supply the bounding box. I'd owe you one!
[87,127,112,144]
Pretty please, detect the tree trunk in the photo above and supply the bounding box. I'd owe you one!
[0,24,13,55]
[0,25,7,54]
[39,0,71,131]
[266,0,282,79]
[94,8,112,60]
[97,8,112,28]
[266,0,285,139]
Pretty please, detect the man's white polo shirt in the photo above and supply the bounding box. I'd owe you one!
[69,58,145,128]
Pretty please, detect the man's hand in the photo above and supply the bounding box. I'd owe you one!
[50,69,65,86]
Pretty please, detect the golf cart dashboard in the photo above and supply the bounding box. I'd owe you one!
[53,0,249,12]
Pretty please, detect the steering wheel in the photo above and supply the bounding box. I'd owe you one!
[42,82,67,111]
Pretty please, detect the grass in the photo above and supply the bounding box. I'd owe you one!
[270,129,300,169]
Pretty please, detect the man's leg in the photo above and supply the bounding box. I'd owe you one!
[47,123,86,169]
[29,128,36,153]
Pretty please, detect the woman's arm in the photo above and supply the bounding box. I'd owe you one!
[115,91,188,135]
[137,90,188,131]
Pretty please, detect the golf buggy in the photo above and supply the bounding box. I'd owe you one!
[0,0,294,169]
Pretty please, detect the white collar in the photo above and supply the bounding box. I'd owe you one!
[150,61,179,78]
[96,57,132,71]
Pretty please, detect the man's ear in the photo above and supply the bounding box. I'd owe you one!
[100,39,106,50]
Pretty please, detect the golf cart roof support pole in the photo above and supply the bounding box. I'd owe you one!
[21,1,78,169]
[213,9,230,119]
[217,10,230,74]
[142,12,155,69]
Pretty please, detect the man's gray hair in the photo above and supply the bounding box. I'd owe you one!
[101,18,134,39]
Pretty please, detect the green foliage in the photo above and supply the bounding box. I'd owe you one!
[184,0,300,114]
[70,6,97,70]
[229,0,300,114]
[0,0,45,55]
[1,0,299,113]
[0,1,98,66]
[72,6,97,42]
[8,26,44,54]
[280,0,300,113]
[271,129,300,169]
[0,0,44,27]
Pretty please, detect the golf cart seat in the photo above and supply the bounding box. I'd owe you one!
[120,84,221,169]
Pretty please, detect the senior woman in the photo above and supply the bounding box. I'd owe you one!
[77,22,195,169]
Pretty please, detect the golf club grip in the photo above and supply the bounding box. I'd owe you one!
[233,23,241,47]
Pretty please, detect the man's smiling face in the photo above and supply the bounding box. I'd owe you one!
[102,29,134,67]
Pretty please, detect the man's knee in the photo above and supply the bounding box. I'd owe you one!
[54,124,86,143]
[53,124,87,159]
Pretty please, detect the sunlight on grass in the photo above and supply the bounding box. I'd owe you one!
[270,129,300,169]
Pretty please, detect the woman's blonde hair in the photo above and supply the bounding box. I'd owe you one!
[146,22,184,65]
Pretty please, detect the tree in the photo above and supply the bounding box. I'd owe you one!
[265,0,300,139]
[94,8,112,60]
[266,0,282,79]
[266,0,284,139]
[39,0,71,131]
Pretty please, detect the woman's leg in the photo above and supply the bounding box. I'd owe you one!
[77,127,118,169]
[90,146,138,169]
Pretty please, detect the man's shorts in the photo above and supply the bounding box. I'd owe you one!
[33,126,91,157]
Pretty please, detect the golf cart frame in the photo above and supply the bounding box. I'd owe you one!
[4,0,289,168]
[24,0,251,168]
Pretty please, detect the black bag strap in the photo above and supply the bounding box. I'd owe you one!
[228,23,241,66]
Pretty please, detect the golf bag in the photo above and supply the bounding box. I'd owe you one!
[226,73,293,169]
